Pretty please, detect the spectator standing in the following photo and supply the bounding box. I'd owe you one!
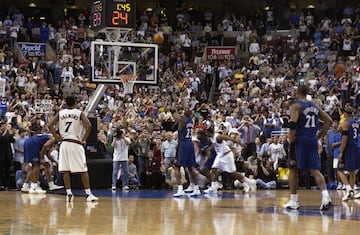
[135,130,151,182]
[13,128,27,171]
[237,115,261,160]
[0,122,14,190]
[325,120,339,184]
[15,70,27,95]
[128,155,139,186]
[111,128,131,191]
[39,22,49,43]
[9,22,18,49]
[0,96,8,118]
[161,131,177,185]
[24,17,33,42]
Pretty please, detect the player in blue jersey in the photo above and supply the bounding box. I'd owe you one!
[337,105,360,201]
[173,109,201,197]
[23,132,57,194]
[184,127,213,192]
[283,84,333,210]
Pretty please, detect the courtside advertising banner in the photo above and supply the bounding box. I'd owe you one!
[206,46,236,60]
[18,42,46,57]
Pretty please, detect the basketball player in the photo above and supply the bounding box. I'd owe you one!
[23,132,58,194]
[48,96,98,202]
[283,84,332,210]
[204,127,257,194]
[184,128,212,192]
[337,105,360,201]
[173,110,201,197]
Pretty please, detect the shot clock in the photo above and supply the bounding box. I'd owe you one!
[91,0,136,30]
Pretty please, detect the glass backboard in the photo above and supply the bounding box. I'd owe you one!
[90,41,158,85]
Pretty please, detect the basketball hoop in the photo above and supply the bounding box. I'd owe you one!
[120,74,138,94]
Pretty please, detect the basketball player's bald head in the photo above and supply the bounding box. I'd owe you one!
[297,84,309,96]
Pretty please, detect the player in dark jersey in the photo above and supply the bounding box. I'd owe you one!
[337,104,360,201]
[283,84,333,210]
[23,133,58,194]
[173,109,201,197]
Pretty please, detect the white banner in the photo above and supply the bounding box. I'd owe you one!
[34,99,53,113]
[0,78,5,97]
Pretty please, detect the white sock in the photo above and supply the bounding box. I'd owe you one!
[290,194,298,202]
[85,189,91,195]
[66,189,72,195]
[49,181,54,187]
[193,185,199,191]
[178,185,183,191]
[211,181,217,189]
[22,182,29,188]
[321,190,329,198]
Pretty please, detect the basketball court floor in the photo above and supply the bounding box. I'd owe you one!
[0,189,359,235]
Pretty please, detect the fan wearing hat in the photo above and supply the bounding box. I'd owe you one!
[337,104,360,201]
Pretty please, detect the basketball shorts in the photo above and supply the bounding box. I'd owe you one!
[59,141,88,173]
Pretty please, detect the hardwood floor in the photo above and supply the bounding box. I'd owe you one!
[0,189,359,235]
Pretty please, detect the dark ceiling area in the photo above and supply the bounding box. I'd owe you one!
[0,0,348,26]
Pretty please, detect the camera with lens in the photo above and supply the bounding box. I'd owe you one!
[113,128,124,138]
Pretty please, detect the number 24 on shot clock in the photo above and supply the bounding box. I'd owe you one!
[91,0,136,30]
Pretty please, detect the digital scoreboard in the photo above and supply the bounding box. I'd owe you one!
[91,0,136,30]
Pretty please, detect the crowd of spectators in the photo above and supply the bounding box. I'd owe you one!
[2,2,360,190]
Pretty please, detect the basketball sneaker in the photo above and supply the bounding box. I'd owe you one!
[282,200,300,210]
[354,191,360,199]
[184,185,194,193]
[173,190,186,197]
[342,190,354,201]
[66,194,74,202]
[216,182,223,190]
[86,194,99,202]
[203,187,217,194]
[188,189,201,197]
[21,184,30,193]
[49,184,64,191]
[122,186,130,191]
[29,187,46,194]
[111,186,116,191]
[320,196,332,210]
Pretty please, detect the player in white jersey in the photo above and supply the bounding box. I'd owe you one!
[204,127,257,194]
[49,96,98,202]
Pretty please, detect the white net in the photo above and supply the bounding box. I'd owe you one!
[120,74,137,94]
